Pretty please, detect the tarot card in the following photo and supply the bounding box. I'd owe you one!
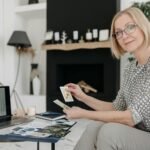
[30,131,51,137]
[53,99,70,109]
[60,86,74,102]
[38,126,70,138]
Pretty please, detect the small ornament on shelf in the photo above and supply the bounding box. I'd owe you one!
[61,31,67,44]
[85,29,92,42]
[54,32,60,44]
[44,30,54,44]
[28,0,39,4]
[67,39,72,44]
[73,30,79,43]
[99,29,109,41]
[92,29,98,41]
[79,36,84,43]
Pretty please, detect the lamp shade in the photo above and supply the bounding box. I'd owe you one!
[7,31,32,48]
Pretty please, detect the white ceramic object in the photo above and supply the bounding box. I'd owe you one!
[99,29,109,41]
[54,32,60,41]
[33,76,41,95]
[92,29,98,39]
[73,30,79,40]
[86,30,92,41]
[27,106,36,116]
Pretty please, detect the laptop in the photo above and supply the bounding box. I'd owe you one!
[0,86,33,129]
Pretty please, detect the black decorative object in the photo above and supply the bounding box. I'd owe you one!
[28,0,39,4]
[8,31,32,53]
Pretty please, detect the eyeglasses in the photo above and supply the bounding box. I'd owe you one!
[112,23,138,40]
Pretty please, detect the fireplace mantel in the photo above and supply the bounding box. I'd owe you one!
[42,41,111,51]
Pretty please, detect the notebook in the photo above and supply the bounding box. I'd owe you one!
[0,86,33,129]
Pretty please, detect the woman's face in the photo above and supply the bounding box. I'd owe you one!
[114,13,145,53]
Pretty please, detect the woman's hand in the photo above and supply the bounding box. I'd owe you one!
[66,83,87,102]
[63,106,87,119]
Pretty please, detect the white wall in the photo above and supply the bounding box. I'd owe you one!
[0,0,46,95]
[0,0,4,82]
[2,0,19,90]
[25,15,46,94]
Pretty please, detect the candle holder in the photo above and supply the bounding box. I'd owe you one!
[73,30,79,43]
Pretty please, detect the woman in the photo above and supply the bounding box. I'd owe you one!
[63,7,150,150]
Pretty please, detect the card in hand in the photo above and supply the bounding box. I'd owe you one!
[60,86,74,102]
[53,99,70,109]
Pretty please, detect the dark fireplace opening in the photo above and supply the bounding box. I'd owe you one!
[46,49,120,112]
[57,64,104,93]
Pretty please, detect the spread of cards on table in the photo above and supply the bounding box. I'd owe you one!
[60,86,74,102]
[6,119,75,138]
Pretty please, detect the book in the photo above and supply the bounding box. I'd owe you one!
[35,111,66,121]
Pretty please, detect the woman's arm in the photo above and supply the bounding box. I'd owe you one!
[64,107,134,127]
[83,109,134,126]
[82,94,115,111]
[67,83,115,111]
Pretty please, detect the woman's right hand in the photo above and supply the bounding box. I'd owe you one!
[66,83,87,102]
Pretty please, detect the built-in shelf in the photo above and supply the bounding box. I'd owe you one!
[42,41,111,51]
[15,2,46,14]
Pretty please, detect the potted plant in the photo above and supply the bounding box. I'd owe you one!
[132,1,150,21]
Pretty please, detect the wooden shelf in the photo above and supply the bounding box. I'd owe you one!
[42,41,111,51]
[15,2,46,14]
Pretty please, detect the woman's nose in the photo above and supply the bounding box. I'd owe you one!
[122,31,130,39]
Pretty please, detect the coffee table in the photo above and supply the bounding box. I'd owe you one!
[0,119,91,150]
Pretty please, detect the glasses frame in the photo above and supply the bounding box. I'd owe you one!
[112,23,138,40]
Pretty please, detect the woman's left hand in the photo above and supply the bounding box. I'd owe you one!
[63,106,86,119]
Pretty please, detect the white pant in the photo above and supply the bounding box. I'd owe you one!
[74,121,150,150]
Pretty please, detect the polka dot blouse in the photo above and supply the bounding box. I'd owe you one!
[113,58,150,131]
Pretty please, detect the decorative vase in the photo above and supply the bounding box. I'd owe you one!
[28,0,39,4]
[30,63,41,95]
[33,76,41,95]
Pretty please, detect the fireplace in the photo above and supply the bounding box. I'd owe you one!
[46,48,120,112]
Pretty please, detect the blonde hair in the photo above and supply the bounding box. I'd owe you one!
[110,7,150,59]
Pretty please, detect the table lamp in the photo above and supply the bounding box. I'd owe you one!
[8,31,32,52]
[7,31,32,116]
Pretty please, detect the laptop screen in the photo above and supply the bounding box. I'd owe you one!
[0,86,11,122]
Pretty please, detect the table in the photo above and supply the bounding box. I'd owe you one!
[0,119,91,150]
[0,118,63,150]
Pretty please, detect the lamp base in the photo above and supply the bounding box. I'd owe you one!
[11,89,26,117]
